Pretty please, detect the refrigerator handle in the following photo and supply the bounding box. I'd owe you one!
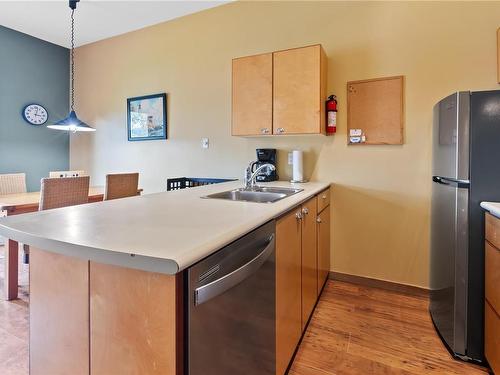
[433,176,450,185]
[433,176,470,189]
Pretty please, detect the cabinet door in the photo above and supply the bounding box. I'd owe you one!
[232,53,273,136]
[90,262,180,375]
[276,208,302,375]
[485,301,500,375]
[317,207,331,294]
[301,197,318,330]
[273,45,326,135]
[30,248,89,375]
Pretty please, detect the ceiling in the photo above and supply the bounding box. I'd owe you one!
[0,0,229,48]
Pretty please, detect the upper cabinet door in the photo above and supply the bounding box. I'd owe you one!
[232,53,273,136]
[273,45,326,135]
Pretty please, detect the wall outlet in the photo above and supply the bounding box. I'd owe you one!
[201,138,209,149]
[288,152,293,165]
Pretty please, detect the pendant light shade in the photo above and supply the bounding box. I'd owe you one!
[48,0,95,133]
[47,110,95,132]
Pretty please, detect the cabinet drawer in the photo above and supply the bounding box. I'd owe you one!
[486,241,500,314]
[486,213,500,250]
[317,188,330,213]
[485,302,500,375]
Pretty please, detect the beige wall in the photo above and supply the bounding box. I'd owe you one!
[70,1,500,288]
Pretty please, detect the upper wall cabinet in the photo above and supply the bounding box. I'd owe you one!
[273,45,327,135]
[232,44,327,136]
[232,53,273,136]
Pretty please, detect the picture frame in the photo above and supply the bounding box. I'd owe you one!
[127,93,167,141]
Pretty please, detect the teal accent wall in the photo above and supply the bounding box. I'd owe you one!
[0,26,69,192]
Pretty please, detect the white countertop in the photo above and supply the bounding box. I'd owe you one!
[0,181,329,274]
[481,201,500,219]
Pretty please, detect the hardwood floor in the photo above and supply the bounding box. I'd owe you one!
[0,244,489,375]
[290,282,488,375]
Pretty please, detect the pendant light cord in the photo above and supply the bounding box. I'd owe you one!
[70,8,75,112]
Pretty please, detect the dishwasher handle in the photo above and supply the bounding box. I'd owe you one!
[194,234,275,306]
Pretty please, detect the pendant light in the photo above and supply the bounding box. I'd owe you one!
[48,0,95,133]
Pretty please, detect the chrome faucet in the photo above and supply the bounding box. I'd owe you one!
[244,162,276,189]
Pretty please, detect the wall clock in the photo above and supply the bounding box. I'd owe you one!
[22,104,48,126]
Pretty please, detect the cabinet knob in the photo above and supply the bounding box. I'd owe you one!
[322,194,327,199]
[316,217,322,223]
[302,207,309,215]
[295,212,303,220]
[277,127,285,134]
[260,128,270,134]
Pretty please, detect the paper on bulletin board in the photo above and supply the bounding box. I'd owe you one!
[349,129,366,143]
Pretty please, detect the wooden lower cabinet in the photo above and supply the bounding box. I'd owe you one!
[30,248,89,375]
[317,187,330,213]
[276,207,303,375]
[485,302,500,374]
[485,241,500,313]
[29,248,182,375]
[301,197,318,330]
[486,212,500,249]
[317,206,331,294]
[276,191,331,375]
[90,262,181,375]
[485,212,500,374]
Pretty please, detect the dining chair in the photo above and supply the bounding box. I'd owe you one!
[39,176,90,211]
[0,173,27,195]
[104,173,139,200]
[0,173,27,254]
[49,170,86,178]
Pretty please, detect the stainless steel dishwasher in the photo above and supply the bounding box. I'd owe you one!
[187,220,276,375]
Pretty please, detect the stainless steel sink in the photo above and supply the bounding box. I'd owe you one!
[203,186,303,203]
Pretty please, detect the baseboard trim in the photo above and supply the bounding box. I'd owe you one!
[329,271,429,298]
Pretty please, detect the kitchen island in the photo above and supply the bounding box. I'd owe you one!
[0,180,330,375]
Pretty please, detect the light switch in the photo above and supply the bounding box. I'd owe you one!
[202,138,209,149]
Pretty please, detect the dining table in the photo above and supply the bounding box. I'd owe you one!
[0,186,142,300]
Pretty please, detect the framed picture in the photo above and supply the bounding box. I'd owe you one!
[127,93,167,141]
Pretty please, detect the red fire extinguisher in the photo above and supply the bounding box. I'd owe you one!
[326,95,337,135]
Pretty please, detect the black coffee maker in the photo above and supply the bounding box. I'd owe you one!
[254,148,278,182]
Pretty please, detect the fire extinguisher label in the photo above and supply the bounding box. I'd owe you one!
[328,111,336,126]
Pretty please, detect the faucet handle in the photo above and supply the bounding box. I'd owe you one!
[244,161,257,188]
[245,161,256,174]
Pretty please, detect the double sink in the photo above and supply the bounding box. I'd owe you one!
[203,186,303,203]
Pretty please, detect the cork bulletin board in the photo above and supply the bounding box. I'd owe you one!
[347,76,404,145]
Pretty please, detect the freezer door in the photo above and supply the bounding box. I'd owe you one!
[430,92,470,356]
[432,92,470,180]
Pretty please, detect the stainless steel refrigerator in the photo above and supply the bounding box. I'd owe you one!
[430,90,500,363]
